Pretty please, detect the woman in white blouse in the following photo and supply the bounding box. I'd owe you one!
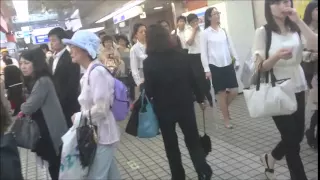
[63,30,121,179]
[130,23,147,88]
[200,7,240,129]
[252,1,318,180]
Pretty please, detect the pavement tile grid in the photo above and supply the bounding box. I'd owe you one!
[19,95,318,180]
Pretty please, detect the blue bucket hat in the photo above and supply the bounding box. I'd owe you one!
[62,30,101,59]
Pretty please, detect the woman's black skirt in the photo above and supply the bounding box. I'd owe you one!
[209,64,238,94]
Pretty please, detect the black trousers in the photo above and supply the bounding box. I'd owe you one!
[188,54,213,105]
[158,106,211,180]
[309,110,318,134]
[271,92,307,180]
[48,146,62,180]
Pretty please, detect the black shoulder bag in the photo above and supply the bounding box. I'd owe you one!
[76,111,98,168]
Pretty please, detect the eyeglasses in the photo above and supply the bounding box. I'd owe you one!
[211,12,221,16]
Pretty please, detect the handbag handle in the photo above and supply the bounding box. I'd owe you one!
[80,110,93,126]
[202,109,206,134]
[140,90,151,111]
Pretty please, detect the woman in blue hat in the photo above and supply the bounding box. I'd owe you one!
[63,30,121,179]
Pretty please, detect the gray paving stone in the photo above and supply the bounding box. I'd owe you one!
[19,95,317,180]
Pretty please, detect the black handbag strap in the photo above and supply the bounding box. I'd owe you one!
[202,110,206,134]
[256,25,276,91]
[80,110,93,126]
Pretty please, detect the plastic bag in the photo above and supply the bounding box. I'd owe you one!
[59,114,88,180]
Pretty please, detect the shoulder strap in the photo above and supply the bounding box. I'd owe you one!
[222,28,230,44]
[87,64,112,85]
[264,24,272,60]
[263,24,276,86]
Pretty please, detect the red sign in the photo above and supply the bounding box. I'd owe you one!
[186,0,207,11]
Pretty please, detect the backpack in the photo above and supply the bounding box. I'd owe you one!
[88,64,129,121]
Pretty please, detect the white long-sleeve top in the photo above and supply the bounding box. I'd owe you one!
[200,27,239,72]
[174,27,190,49]
[74,60,120,145]
[130,40,147,85]
[185,27,201,54]
[252,26,307,93]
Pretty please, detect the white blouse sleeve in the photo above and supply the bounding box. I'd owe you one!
[130,46,144,85]
[83,67,114,124]
[252,27,267,69]
[200,31,210,73]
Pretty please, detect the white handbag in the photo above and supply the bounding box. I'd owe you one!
[243,69,297,118]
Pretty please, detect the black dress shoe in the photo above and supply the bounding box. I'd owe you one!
[306,129,316,149]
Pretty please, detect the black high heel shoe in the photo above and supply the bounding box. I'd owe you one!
[306,129,316,149]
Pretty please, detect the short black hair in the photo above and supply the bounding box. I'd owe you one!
[146,24,172,55]
[101,35,114,47]
[187,13,198,24]
[158,20,170,25]
[265,0,299,33]
[177,15,186,22]
[3,58,13,66]
[48,27,68,40]
[303,1,318,25]
[65,30,74,39]
[40,44,49,51]
[116,34,130,47]
[20,48,52,80]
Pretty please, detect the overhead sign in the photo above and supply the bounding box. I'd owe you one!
[113,6,143,24]
[14,31,31,39]
[12,13,59,23]
[34,35,49,44]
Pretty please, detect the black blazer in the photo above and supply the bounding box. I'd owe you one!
[49,50,80,126]
[143,50,204,113]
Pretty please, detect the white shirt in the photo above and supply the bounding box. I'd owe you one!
[130,40,147,85]
[52,48,66,74]
[252,26,308,93]
[200,27,239,72]
[175,27,189,49]
[185,28,201,54]
[75,60,120,145]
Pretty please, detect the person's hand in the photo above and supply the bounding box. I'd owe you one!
[199,102,207,111]
[283,7,300,23]
[71,114,76,124]
[205,72,212,80]
[276,48,293,60]
[234,64,240,71]
[192,24,199,32]
[17,112,24,118]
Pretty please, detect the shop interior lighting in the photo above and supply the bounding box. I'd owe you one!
[82,27,105,33]
[153,6,163,10]
[95,0,145,23]
[12,0,29,22]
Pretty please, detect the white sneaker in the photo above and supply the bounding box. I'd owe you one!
[260,153,276,180]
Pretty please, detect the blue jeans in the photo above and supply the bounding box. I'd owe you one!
[87,144,120,180]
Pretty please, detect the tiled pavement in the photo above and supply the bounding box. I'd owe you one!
[20,95,318,180]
